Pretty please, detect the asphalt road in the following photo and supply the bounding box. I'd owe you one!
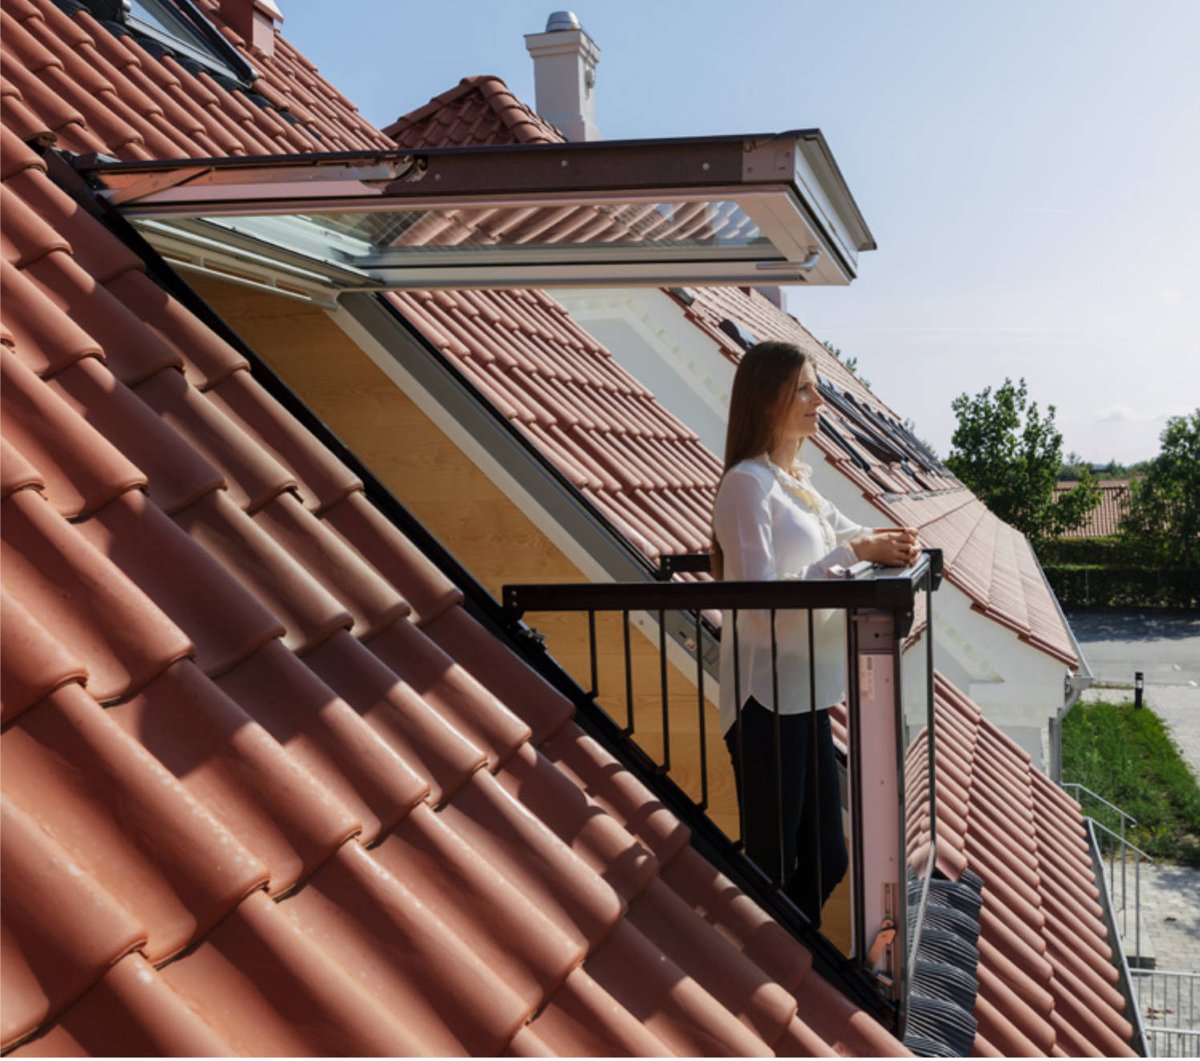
[1065,609,1200,688]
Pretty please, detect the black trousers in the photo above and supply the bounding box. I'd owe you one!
[725,697,849,928]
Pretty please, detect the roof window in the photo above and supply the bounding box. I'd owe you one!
[717,317,758,350]
[76,0,256,86]
[81,133,876,291]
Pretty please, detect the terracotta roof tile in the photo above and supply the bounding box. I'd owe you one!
[2,487,193,703]
[108,659,361,895]
[7,952,233,1058]
[25,250,184,384]
[929,674,1136,1055]
[170,488,350,656]
[3,167,143,283]
[1,257,103,375]
[3,682,269,962]
[387,282,723,563]
[0,435,43,500]
[1,346,146,517]
[205,368,362,511]
[214,637,430,844]
[0,798,145,1047]
[384,75,562,148]
[51,358,225,515]
[319,488,463,626]
[1054,479,1131,537]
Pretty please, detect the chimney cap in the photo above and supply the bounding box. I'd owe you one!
[545,11,581,31]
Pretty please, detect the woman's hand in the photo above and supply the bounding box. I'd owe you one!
[849,527,921,567]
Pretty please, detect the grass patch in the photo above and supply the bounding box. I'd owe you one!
[1063,699,1200,867]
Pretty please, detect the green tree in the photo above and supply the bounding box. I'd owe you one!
[946,377,1100,539]
[1120,410,1200,568]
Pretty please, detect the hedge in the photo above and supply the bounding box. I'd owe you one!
[1035,536,1150,567]
[1043,565,1200,610]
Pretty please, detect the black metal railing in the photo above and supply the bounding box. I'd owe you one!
[504,549,943,1015]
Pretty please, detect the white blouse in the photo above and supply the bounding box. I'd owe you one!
[712,455,867,733]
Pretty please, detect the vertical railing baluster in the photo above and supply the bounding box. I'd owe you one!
[1121,812,1128,940]
[587,609,598,698]
[771,608,784,887]
[695,611,708,811]
[658,609,670,773]
[808,607,822,920]
[734,608,746,854]
[1135,853,1142,970]
[925,567,937,855]
[622,610,635,735]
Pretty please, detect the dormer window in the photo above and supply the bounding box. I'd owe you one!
[80,0,256,87]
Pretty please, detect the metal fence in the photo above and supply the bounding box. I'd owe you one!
[1134,970,1200,1058]
[1061,782,1153,969]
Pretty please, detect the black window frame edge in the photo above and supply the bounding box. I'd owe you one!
[43,147,897,1028]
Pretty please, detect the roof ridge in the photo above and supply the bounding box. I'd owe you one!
[382,74,563,147]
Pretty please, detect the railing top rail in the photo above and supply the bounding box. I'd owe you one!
[1088,818,1155,863]
[1132,969,1200,981]
[505,550,940,618]
[1062,782,1139,827]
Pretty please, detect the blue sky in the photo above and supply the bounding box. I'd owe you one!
[280,0,1199,465]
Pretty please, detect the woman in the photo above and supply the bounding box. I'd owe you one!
[712,340,919,927]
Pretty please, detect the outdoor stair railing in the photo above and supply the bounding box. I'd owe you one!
[1061,781,1155,1055]
[1061,782,1152,967]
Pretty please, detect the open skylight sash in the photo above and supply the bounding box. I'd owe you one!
[87,134,875,289]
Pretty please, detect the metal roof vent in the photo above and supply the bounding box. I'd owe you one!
[546,11,581,31]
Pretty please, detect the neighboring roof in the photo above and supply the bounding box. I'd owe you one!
[0,2,906,1055]
[828,669,1140,1055]
[391,288,722,560]
[1054,479,1131,538]
[384,74,563,147]
[924,676,1136,1056]
[682,285,1079,667]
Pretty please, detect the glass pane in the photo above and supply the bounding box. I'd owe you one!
[191,197,775,275]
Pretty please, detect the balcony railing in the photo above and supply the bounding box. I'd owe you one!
[503,549,948,1031]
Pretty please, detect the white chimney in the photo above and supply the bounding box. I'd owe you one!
[524,12,601,141]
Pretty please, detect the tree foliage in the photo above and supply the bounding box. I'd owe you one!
[946,377,1100,539]
[1120,409,1200,569]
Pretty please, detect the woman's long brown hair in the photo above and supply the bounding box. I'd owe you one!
[711,341,810,578]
